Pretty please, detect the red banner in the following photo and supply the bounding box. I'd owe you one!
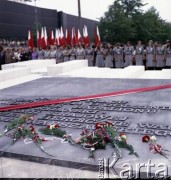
[0,84,171,112]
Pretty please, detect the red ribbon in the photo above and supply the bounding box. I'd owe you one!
[0,83,171,112]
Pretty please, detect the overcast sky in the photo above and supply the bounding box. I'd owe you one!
[27,0,171,22]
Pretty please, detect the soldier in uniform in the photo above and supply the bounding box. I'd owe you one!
[95,45,105,67]
[135,41,144,65]
[146,40,155,70]
[104,44,113,68]
[56,46,64,64]
[49,46,57,60]
[165,40,171,69]
[37,47,45,59]
[114,43,124,68]
[63,46,70,62]
[44,47,50,59]
[70,45,77,61]
[155,42,165,70]
[76,44,85,60]
[124,41,134,67]
[85,44,94,66]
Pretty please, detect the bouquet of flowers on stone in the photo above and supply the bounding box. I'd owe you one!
[39,124,75,145]
[39,124,66,138]
[0,114,54,156]
[0,114,33,137]
[142,135,169,158]
[74,121,139,158]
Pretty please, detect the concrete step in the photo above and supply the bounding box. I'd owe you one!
[59,66,145,79]
[2,60,56,71]
[47,60,88,76]
[0,67,31,82]
[138,69,171,79]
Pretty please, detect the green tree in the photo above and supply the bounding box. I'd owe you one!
[118,0,145,16]
[99,0,171,44]
[99,1,136,43]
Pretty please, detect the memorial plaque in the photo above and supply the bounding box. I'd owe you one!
[0,77,171,178]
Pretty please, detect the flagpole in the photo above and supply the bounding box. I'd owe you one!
[24,0,38,47]
[78,0,82,36]
[34,0,38,47]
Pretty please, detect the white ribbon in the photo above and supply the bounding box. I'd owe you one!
[83,145,92,150]
[24,137,60,144]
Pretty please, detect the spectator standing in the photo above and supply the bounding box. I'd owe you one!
[165,41,171,68]
[114,43,124,68]
[104,44,113,68]
[146,40,155,70]
[155,42,165,70]
[134,41,144,65]
[85,44,94,66]
[63,46,70,62]
[124,41,134,67]
[95,45,105,67]
[49,46,57,60]
[32,47,38,60]
[5,49,14,64]
[76,44,85,60]
[37,47,44,59]
[70,45,77,61]
[0,46,5,70]
[44,47,50,59]
[56,46,64,63]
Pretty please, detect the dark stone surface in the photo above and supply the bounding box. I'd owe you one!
[0,77,171,177]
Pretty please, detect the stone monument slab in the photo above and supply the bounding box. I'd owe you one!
[0,77,171,178]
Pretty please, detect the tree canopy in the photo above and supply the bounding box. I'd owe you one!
[99,0,171,44]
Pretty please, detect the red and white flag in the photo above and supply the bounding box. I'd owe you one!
[37,30,41,47]
[71,27,76,46]
[44,27,48,46]
[55,28,60,46]
[28,30,34,49]
[57,28,61,45]
[65,29,71,45]
[83,25,90,45]
[95,26,101,46]
[40,27,46,49]
[49,30,54,46]
[60,26,65,47]
[77,29,82,44]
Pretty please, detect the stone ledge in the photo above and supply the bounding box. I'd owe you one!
[0,68,31,82]
[47,60,88,75]
[2,60,56,71]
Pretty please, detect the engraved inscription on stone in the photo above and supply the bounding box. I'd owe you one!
[0,98,171,137]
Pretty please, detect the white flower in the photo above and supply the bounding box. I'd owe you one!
[118,137,122,142]
[150,136,157,142]
[49,125,55,130]
[120,135,127,140]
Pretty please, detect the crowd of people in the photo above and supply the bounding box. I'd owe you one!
[0,39,171,70]
[0,39,27,48]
